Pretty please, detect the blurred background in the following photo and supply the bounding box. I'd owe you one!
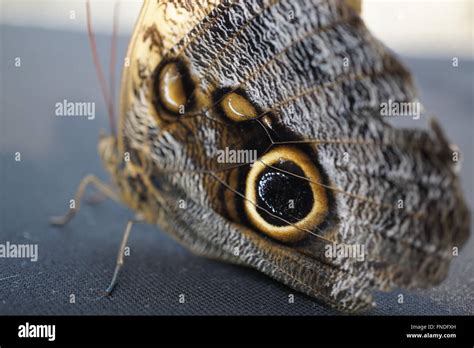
[1,0,472,58]
[0,0,473,315]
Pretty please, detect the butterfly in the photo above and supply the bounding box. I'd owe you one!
[51,0,470,312]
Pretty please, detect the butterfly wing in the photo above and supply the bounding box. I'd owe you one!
[119,0,470,312]
[118,0,223,151]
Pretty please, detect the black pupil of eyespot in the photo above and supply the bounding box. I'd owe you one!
[255,160,314,227]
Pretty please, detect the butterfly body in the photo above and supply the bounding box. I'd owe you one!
[88,0,470,312]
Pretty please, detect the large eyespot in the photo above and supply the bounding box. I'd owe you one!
[245,146,329,243]
[153,60,194,116]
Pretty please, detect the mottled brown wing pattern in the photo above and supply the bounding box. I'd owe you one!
[118,0,223,151]
[110,0,470,312]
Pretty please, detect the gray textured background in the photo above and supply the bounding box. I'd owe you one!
[0,26,473,315]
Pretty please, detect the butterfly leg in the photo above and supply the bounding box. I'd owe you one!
[49,174,120,226]
[105,218,143,295]
[84,191,108,205]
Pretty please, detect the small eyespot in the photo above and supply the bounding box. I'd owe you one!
[261,114,273,129]
[155,62,189,115]
[244,146,329,243]
[220,92,258,122]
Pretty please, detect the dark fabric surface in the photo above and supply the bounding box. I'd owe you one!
[0,26,473,315]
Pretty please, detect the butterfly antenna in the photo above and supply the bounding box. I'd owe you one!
[109,0,120,132]
[86,0,117,137]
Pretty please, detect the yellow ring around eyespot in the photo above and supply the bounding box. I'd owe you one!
[244,146,329,243]
[224,168,240,222]
[220,92,258,122]
[158,63,187,114]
